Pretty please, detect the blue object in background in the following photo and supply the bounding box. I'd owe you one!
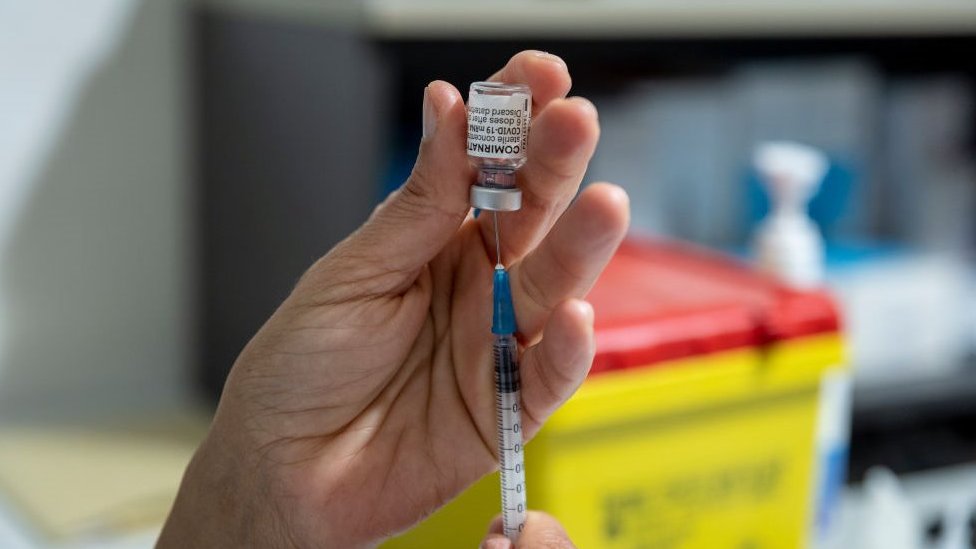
[381,128,421,199]
[816,445,849,535]
[746,156,858,241]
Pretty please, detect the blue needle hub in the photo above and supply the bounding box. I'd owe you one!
[492,266,517,335]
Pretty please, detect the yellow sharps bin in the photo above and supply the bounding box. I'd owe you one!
[385,239,844,548]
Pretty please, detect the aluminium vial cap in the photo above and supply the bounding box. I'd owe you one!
[470,171,521,211]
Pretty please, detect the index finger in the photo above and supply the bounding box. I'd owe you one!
[488,50,572,112]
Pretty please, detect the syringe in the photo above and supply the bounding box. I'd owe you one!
[465,79,532,542]
[491,214,527,541]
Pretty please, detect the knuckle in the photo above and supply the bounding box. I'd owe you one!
[399,170,435,214]
[519,264,555,313]
[396,168,467,226]
[534,353,565,405]
[535,151,581,183]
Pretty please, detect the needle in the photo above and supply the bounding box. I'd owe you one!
[493,211,502,268]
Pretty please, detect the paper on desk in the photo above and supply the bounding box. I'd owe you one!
[0,415,208,541]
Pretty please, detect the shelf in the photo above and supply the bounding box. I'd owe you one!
[197,0,976,39]
[365,0,976,39]
[849,360,976,481]
[853,360,976,422]
[198,0,360,26]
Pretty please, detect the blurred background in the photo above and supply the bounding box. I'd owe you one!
[1,0,974,547]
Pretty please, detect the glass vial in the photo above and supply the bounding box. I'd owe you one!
[466,81,532,211]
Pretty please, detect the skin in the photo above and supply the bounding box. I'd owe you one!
[481,512,577,549]
[158,50,630,548]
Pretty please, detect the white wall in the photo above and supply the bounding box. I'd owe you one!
[0,0,192,420]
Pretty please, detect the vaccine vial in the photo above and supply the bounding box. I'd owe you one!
[467,81,532,211]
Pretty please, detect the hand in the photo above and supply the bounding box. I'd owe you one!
[481,512,576,549]
[159,50,629,548]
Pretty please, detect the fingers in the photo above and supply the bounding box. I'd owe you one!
[510,183,630,343]
[516,512,577,549]
[481,97,600,263]
[324,80,470,291]
[489,50,572,112]
[481,511,577,549]
[316,50,576,294]
[518,299,595,438]
[520,98,600,208]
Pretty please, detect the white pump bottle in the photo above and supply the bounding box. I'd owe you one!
[753,141,829,289]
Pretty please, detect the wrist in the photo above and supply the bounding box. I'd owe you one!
[158,425,284,548]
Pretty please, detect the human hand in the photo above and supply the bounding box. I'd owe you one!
[159,50,629,548]
[481,511,576,548]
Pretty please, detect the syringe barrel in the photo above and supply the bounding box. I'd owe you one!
[493,334,520,393]
[493,333,527,541]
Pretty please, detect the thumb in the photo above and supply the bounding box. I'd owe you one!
[338,80,472,287]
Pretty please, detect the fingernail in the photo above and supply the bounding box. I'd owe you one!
[569,96,599,122]
[481,538,513,549]
[579,300,595,323]
[422,84,437,139]
[532,50,567,68]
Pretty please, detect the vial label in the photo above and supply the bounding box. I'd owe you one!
[467,92,531,160]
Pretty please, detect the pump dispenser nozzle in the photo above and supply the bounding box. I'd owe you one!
[752,141,829,289]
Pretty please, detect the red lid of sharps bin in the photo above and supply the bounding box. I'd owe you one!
[585,239,841,375]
